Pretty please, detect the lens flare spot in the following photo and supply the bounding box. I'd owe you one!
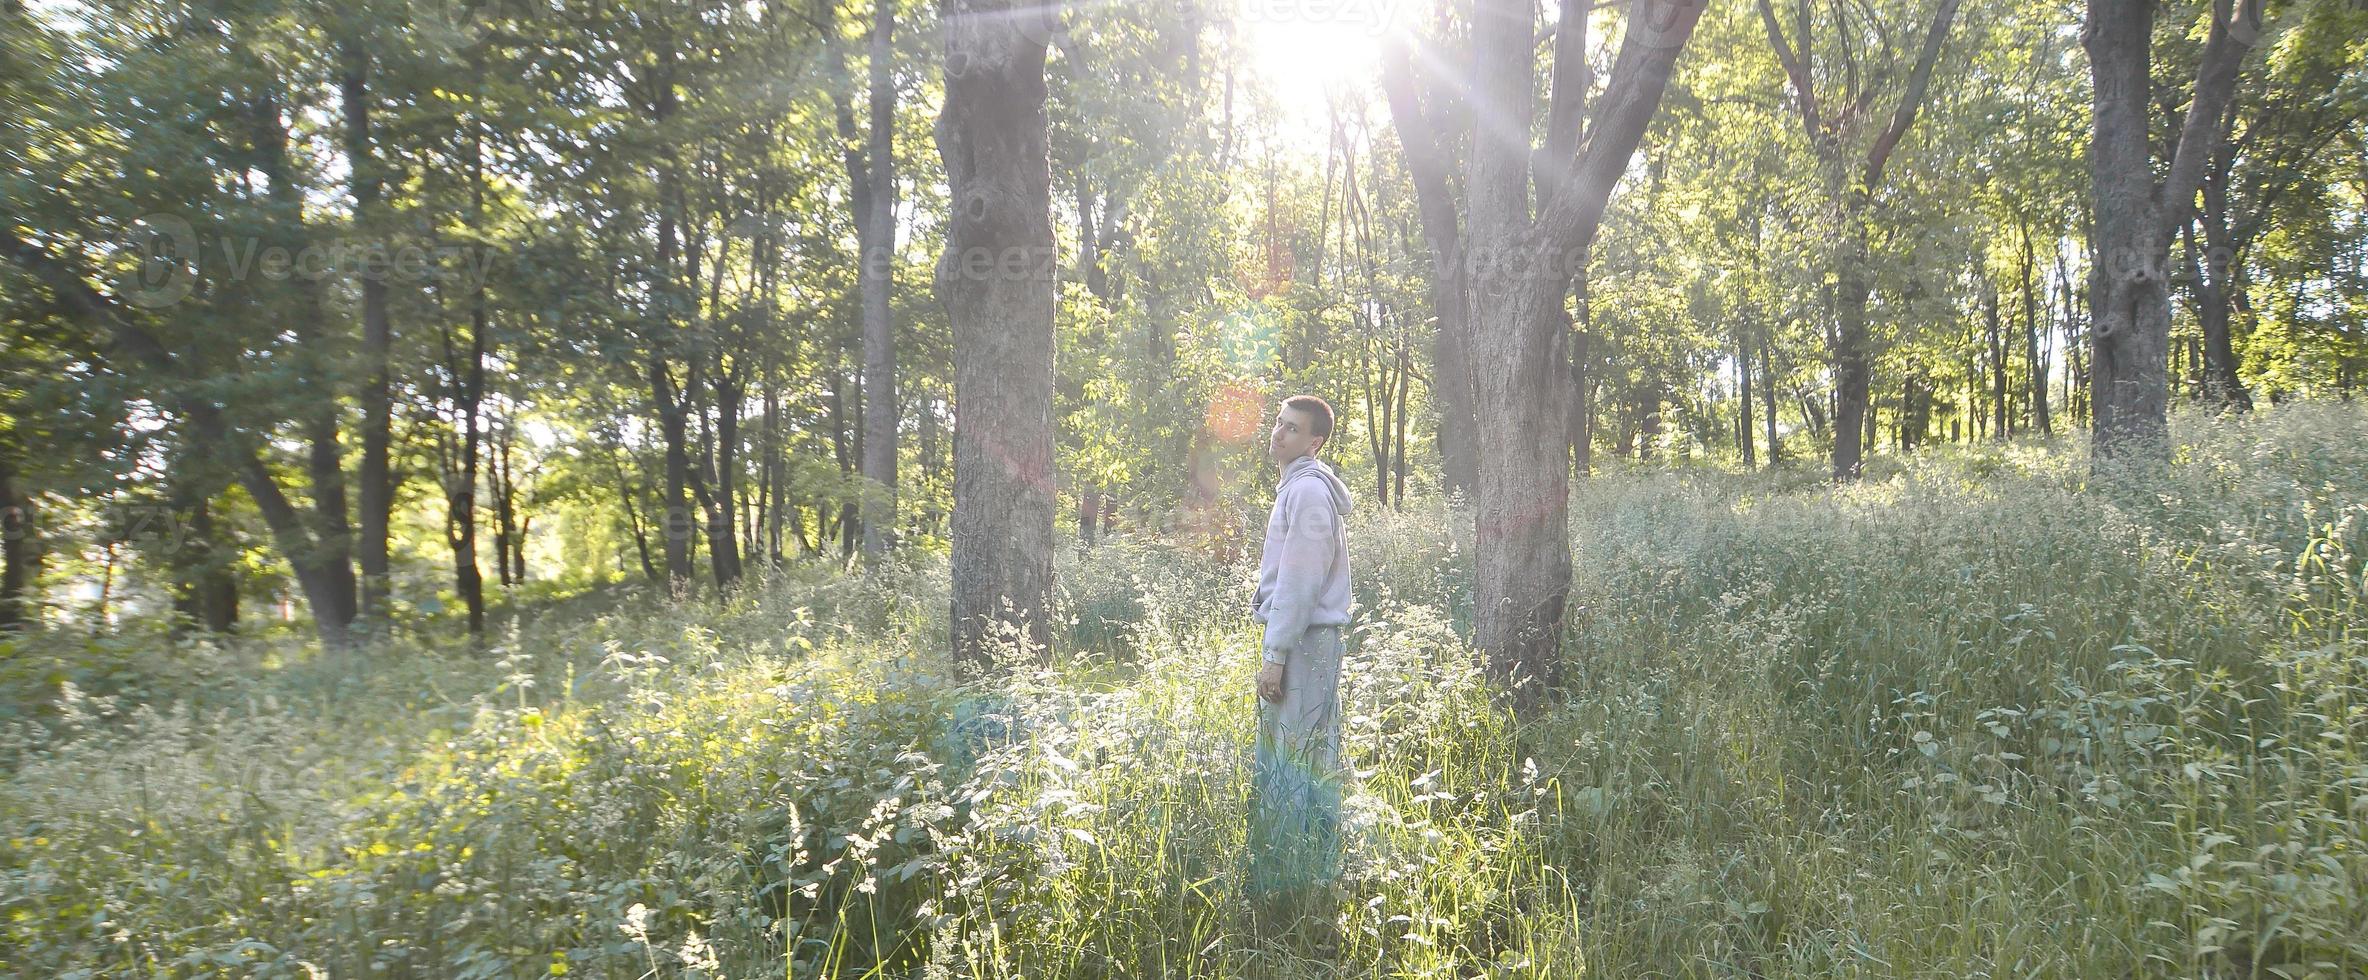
[1208,384,1263,445]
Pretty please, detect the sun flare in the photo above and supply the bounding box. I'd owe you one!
[1236,0,1404,137]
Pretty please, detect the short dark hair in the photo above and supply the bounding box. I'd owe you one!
[1282,394,1334,443]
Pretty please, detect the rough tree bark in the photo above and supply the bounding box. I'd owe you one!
[938,0,1058,670]
[2084,0,2258,462]
[1463,0,1701,698]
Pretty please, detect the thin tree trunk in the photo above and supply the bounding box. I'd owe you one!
[856,0,900,560]
[1382,338,1401,504]
[697,366,746,586]
[610,436,660,583]
[1738,319,1756,467]
[1760,332,1781,465]
[1832,252,1874,477]
[2021,219,2054,434]
[492,418,515,589]
[2184,220,2252,410]
[1757,0,1962,479]
[341,37,396,629]
[0,452,34,631]
[762,384,783,565]
[1380,38,1478,501]
[1985,275,2010,439]
[449,304,488,637]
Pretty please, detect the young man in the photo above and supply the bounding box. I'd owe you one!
[1248,393,1353,911]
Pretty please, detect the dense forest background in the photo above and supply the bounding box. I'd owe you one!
[7,1,2368,976]
[3,0,2360,649]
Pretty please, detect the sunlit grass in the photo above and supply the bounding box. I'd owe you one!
[3,403,2365,977]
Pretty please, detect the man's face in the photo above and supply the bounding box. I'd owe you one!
[1268,405,1323,465]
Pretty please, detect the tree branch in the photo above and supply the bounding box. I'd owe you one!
[1756,0,1822,139]
[1860,0,1962,189]
[2158,0,2263,239]
[1536,0,1705,254]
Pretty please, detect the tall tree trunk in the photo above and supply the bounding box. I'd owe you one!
[1832,251,1874,477]
[492,418,521,588]
[698,367,746,586]
[918,381,945,539]
[761,384,782,565]
[1382,340,1401,504]
[167,460,240,635]
[1570,244,1597,479]
[341,37,396,629]
[1737,319,1756,467]
[1380,38,1478,501]
[857,0,900,560]
[1464,0,1699,698]
[443,98,495,637]
[2059,249,2085,428]
[449,304,488,637]
[2020,219,2054,434]
[251,88,362,639]
[939,0,1057,669]
[826,363,861,561]
[644,34,698,589]
[1865,386,1881,454]
[1985,274,2010,439]
[2085,0,2258,462]
[653,361,698,587]
[2184,220,2252,411]
[1760,332,1781,465]
[613,443,661,583]
[0,452,34,631]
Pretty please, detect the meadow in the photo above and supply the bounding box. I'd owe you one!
[4,404,2364,978]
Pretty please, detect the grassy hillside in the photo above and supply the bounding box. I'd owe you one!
[4,405,2365,978]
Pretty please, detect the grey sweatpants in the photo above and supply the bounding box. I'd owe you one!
[1248,624,1343,895]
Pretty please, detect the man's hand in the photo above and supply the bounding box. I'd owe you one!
[1257,662,1286,704]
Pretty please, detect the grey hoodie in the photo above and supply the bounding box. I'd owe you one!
[1253,455,1354,665]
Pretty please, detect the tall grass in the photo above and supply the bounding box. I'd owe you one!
[3,404,2363,978]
